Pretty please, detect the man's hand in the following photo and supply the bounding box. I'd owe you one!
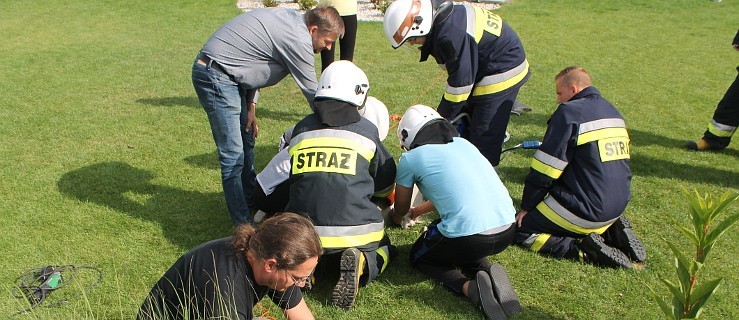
[390,208,405,226]
[245,102,259,138]
[390,208,419,229]
[401,214,419,229]
[516,210,528,227]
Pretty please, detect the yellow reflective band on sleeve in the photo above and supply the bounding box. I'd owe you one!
[471,61,529,96]
[530,233,551,252]
[708,120,736,137]
[531,158,563,179]
[472,6,502,41]
[598,137,630,162]
[376,247,390,272]
[444,90,472,103]
[319,230,385,249]
[536,201,611,235]
[577,127,628,146]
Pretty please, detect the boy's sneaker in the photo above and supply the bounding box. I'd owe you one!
[468,271,507,320]
[577,233,632,269]
[488,264,521,317]
[331,248,364,309]
[603,215,647,262]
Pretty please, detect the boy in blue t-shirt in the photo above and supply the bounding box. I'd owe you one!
[390,104,519,319]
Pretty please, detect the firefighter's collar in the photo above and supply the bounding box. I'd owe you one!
[314,99,361,126]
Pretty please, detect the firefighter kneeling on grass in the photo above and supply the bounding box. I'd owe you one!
[515,66,647,269]
[266,61,397,309]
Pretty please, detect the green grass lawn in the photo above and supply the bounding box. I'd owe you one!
[1,0,737,319]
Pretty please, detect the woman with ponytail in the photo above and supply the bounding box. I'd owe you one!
[138,213,322,320]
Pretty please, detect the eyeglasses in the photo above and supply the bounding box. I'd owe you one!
[286,270,312,287]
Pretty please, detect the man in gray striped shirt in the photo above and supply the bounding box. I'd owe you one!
[193,6,344,225]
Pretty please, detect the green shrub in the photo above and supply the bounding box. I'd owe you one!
[374,0,392,14]
[649,189,738,319]
[296,0,317,10]
[263,0,279,8]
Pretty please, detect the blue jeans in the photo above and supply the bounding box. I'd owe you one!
[192,58,255,225]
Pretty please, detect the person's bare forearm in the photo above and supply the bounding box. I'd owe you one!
[283,299,314,320]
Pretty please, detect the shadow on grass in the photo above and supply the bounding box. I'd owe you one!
[135,96,306,124]
[631,153,738,189]
[629,129,738,188]
[184,145,286,174]
[57,161,230,249]
[184,150,220,171]
[631,128,739,158]
[497,165,531,182]
[256,107,305,124]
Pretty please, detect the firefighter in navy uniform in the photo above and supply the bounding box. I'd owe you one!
[685,30,739,151]
[514,66,646,269]
[383,0,529,167]
[284,61,397,309]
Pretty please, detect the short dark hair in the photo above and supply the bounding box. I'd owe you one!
[232,212,322,270]
[305,5,345,38]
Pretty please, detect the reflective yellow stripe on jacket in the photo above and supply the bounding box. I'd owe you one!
[314,222,385,249]
[472,59,529,96]
[577,118,630,162]
[536,196,618,235]
[442,5,528,102]
[531,149,568,179]
[577,118,628,145]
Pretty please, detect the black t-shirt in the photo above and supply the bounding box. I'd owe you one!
[137,237,303,320]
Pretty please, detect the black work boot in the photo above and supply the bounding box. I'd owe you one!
[468,271,507,320]
[488,264,520,317]
[603,215,647,262]
[331,248,364,309]
[685,139,724,151]
[577,233,632,269]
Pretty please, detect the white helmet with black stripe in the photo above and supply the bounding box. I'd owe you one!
[397,104,444,150]
[315,60,369,108]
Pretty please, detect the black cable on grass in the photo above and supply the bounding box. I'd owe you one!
[11,265,103,317]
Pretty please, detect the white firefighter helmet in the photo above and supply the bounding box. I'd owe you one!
[315,60,369,107]
[397,104,444,150]
[383,0,434,49]
[361,96,390,141]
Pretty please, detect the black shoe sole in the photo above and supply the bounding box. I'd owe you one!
[618,228,646,262]
[475,271,507,320]
[581,233,632,269]
[489,264,521,317]
[331,248,360,309]
[607,216,647,262]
